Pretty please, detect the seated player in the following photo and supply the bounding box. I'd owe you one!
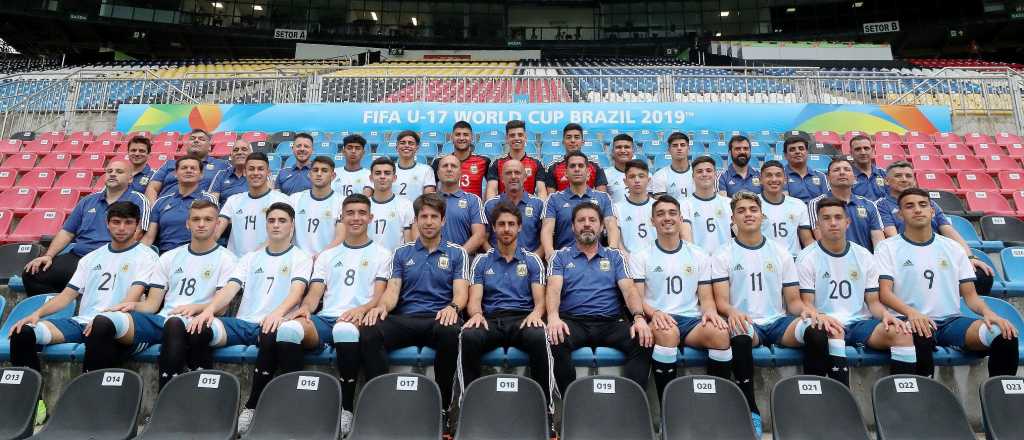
[187,202,313,433]
[797,197,918,383]
[710,191,837,437]
[631,195,731,402]
[877,188,1019,378]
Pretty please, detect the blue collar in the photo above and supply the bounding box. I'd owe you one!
[784,164,812,178]
[442,189,466,198]
[414,239,445,253]
[571,244,608,259]
[724,165,756,179]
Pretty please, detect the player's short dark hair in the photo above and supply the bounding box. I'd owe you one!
[564,150,588,165]
[188,128,210,138]
[826,156,853,174]
[691,155,716,169]
[370,156,396,173]
[413,193,446,218]
[245,152,269,166]
[452,120,473,132]
[885,160,913,174]
[651,194,680,215]
[563,123,583,135]
[175,154,203,170]
[266,201,294,220]
[107,201,141,222]
[189,199,219,214]
[293,133,314,144]
[312,155,335,169]
[897,187,931,206]
[849,134,873,146]
[623,159,649,175]
[489,201,521,226]
[667,131,690,145]
[761,159,786,173]
[342,193,371,210]
[728,134,751,150]
[396,129,420,144]
[127,136,151,153]
[342,134,366,147]
[571,201,603,224]
[505,119,526,132]
[783,135,808,152]
[612,133,634,145]
[814,197,848,216]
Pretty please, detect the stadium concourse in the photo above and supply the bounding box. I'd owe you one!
[0,60,1023,440]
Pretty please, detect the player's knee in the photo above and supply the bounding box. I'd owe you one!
[96,311,131,339]
[358,325,382,345]
[708,327,731,350]
[10,325,40,347]
[275,320,305,344]
[258,330,277,347]
[331,322,360,344]
[459,326,486,346]
[520,327,547,349]
[731,334,753,350]
[803,327,828,347]
[163,316,186,334]
[90,315,117,339]
[436,323,460,342]
[652,327,679,347]
[889,330,913,347]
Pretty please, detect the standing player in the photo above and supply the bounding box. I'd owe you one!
[188,202,313,433]
[332,134,373,197]
[759,160,813,256]
[651,132,698,201]
[431,121,490,197]
[782,136,829,203]
[686,156,732,251]
[275,133,315,195]
[483,160,544,255]
[544,123,608,192]
[460,202,550,399]
[291,156,345,255]
[275,194,391,435]
[360,194,468,428]
[546,203,653,394]
[541,151,619,258]
[616,160,691,253]
[797,197,918,378]
[718,135,761,196]
[393,130,436,201]
[876,188,1018,378]
[631,195,732,401]
[604,133,638,205]
[216,152,291,256]
[435,154,488,254]
[485,119,547,200]
[358,157,415,252]
[711,192,836,436]
[808,157,884,251]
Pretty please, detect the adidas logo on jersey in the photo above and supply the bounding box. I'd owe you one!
[235,209,244,214]
[625,216,633,222]
[255,268,264,274]
[87,208,96,213]
[485,268,495,275]
[566,262,576,269]
[298,209,306,215]
[405,259,416,266]
[903,260,914,267]
[734,263,744,271]
[174,268,184,274]
[822,271,831,279]
[334,261,344,267]
[653,266,664,272]
[562,203,570,208]
[92,264,103,270]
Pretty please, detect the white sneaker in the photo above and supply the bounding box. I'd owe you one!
[339,410,354,438]
[237,408,255,434]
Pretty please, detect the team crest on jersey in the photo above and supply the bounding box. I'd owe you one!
[139,177,150,186]
[361,259,369,267]
[121,263,131,273]
[279,265,290,275]
[856,207,867,218]
[525,168,533,176]
[438,255,450,270]
[206,163,214,170]
[939,259,949,268]
[599,259,611,272]
[752,177,761,186]
[458,199,468,209]
[525,206,534,217]
[788,213,797,222]
[516,263,528,277]
[715,209,723,217]
[875,177,884,186]
[470,165,478,174]
[684,265,694,275]
[202,268,213,280]
[811,176,821,185]
[324,209,333,218]
[849,270,859,281]
[764,262,775,273]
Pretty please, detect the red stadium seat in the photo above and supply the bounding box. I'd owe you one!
[241,131,268,142]
[916,170,957,192]
[1011,191,1024,216]
[934,132,962,144]
[814,131,842,145]
[53,139,86,154]
[153,131,180,143]
[4,209,65,243]
[84,139,121,155]
[18,169,56,190]
[212,131,237,144]
[911,154,948,172]
[54,170,95,191]
[907,142,941,156]
[1005,143,1024,159]
[36,132,64,144]
[0,168,17,188]
[211,141,233,157]
[965,191,1015,216]
[35,188,80,214]
[843,131,868,143]
[995,132,1022,145]
[904,131,932,144]
[22,139,54,154]
[68,131,94,143]
[875,153,906,169]
[998,171,1024,194]
[126,130,150,140]
[0,187,38,214]
[38,152,72,170]
[0,139,22,154]
[95,131,124,145]
[971,143,1001,157]
[71,153,108,172]
[148,153,172,170]
[2,153,37,171]
[946,154,985,172]
[964,132,994,146]
[981,155,1021,172]
[937,143,971,158]
[874,131,902,144]
[874,143,904,156]
[0,209,12,240]
[152,140,179,155]
[956,171,999,195]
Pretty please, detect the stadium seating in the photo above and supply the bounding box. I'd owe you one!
[455,374,548,440]
[0,367,42,440]
[4,209,64,243]
[999,247,1024,296]
[32,369,143,440]
[661,376,755,440]
[872,375,974,440]
[242,371,340,440]
[0,187,37,215]
[18,169,56,190]
[134,370,239,440]
[350,373,442,440]
[927,190,976,218]
[561,375,654,440]
[0,295,79,362]
[965,191,1015,216]
[771,376,869,440]
[980,376,1024,440]
[981,216,1024,246]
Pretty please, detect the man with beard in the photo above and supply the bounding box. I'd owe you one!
[275,133,315,195]
[541,151,619,258]
[431,120,490,197]
[718,135,761,196]
[782,136,829,203]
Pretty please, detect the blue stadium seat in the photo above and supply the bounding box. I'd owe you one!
[506,347,530,367]
[691,130,718,147]
[572,347,596,367]
[806,154,832,172]
[0,295,77,362]
[960,296,1024,362]
[949,215,1002,252]
[419,347,437,365]
[274,141,293,158]
[305,346,335,365]
[265,153,282,172]
[132,344,161,362]
[651,154,673,170]
[708,141,729,159]
[389,346,421,366]
[476,141,504,158]
[972,249,1007,296]
[594,347,624,367]
[481,348,506,367]
[853,347,891,367]
[40,343,84,361]
[212,345,257,363]
[999,247,1024,296]
[541,141,562,155]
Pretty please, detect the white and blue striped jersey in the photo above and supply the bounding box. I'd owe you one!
[615,197,657,253]
[875,233,975,320]
[219,189,292,256]
[760,194,811,256]
[290,189,344,254]
[331,166,371,197]
[651,165,696,201]
[311,241,392,317]
[370,194,415,252]
[711,238,799,325]
[796,242,878,325]
[229,245,313,323]
[149,244,237,317]
[394,162,435,201]
[67,242,158,324]
[686,194,732,251]
[630,241,712,317]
